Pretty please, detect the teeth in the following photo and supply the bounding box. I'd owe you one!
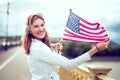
[38,32,44,34]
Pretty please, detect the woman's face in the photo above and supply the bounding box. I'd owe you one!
[30,18,46,39]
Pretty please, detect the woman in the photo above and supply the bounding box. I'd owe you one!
[22,13,109,80]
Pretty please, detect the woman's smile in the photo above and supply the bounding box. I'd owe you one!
[30,18,46,39]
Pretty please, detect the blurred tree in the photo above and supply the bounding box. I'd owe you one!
[62,41,91,58]
[62,41,120,58]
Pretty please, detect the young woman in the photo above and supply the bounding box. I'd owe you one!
[22,13,109,80]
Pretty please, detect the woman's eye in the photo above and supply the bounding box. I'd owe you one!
[41,23,44,27]
[34,25,39,28]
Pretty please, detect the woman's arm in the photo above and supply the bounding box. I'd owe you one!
[30,39,109,69]
[30,40,90,69]
[88,40,110,56]
[51,39,110,57]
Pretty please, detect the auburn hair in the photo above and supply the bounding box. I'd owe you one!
[22,13,51,55]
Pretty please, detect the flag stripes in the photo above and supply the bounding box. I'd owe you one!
[62,11,109,44]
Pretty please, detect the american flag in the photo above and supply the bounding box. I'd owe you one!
[62,11,109,44]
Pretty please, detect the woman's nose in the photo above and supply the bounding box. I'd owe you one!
[38,26,43,31]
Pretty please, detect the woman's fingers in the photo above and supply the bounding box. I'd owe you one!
[105,40,110,48]
[106,40,110,45]
[59,39,63,44]
[96,39,110,51]
[58,42,63,50]
[54,40,63,51]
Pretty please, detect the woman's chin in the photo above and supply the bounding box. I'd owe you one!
[37,35,45,39]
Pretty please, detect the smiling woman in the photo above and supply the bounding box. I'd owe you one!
[22,13,51,54]
[21,13,109,80]
[28,14,46,39]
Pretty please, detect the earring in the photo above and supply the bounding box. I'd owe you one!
[29,30,32,34]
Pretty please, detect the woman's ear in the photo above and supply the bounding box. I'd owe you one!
[28,30,32,34]
[27,27,32,34]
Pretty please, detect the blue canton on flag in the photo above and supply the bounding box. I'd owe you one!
[66,11,80,34]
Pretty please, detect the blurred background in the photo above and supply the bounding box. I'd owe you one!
[0,0,120,80]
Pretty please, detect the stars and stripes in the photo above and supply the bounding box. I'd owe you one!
[62,10,109,44]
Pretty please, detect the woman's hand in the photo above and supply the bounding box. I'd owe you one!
[51,40,63,53]
[88,39,110,56]
[96,40,110,51]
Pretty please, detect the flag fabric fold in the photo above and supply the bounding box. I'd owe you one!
[62,10,109,44]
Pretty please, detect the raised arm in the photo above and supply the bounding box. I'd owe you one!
[88,40,110,56]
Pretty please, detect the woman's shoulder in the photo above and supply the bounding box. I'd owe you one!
[31,39,42,48]
[30,39,52,55]
[31,39,49,50]
[31,39,42,45]
[30,39,45,53]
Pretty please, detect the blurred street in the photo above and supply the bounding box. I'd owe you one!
[0,46,120,80]
[0,46,31,80]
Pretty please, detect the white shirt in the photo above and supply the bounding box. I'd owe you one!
[27,39,91,80]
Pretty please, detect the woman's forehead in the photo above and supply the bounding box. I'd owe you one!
[32,18,44,25]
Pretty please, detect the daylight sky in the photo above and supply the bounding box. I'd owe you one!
[0,0,120,44]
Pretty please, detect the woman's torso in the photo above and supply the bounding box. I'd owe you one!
[27,39,60,80]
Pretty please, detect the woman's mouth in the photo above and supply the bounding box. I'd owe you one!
[37,31,45,35]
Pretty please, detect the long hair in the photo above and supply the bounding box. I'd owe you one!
[22,13,51,55]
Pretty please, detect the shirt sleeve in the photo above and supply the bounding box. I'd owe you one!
[30,40,91,69]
